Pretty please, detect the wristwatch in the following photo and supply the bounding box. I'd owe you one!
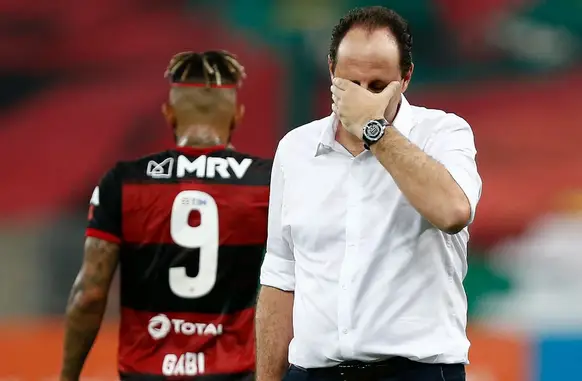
[362,118,390,150]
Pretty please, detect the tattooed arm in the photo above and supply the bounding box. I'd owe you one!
[60,237,119,381]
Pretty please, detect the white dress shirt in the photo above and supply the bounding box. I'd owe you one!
[260,96,482,368]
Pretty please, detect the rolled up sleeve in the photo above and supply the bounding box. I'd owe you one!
[426,115,483,224]
[260,143,295,291]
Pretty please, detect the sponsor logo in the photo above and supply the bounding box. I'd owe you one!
[147,314,223,340]
[146,155,252,179]
[176,155,252,179]
[162,352,205,376]
[147,314,173,340]
[146,158,174,179]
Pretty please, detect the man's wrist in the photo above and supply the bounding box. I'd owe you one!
[369,124,396,153]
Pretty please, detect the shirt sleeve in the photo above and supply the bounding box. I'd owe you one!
[86,165,122,243]
[260,143,295,291]
[425,115,482,224]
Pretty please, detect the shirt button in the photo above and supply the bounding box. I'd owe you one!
[341,284,347,290]
[342,329,348,334]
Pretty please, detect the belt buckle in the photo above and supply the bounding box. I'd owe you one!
[338,362,370,369]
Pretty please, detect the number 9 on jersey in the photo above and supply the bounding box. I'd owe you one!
[169,190,219,299]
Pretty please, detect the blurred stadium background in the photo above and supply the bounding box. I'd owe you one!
[1,0,581,380]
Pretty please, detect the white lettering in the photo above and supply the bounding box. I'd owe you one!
[162,353,205,376]
[227,157,252,178]
[176,155,252,179]
[203,323,218,336]
[181,322,196,335]
[177,155,206,178]
[171,318,184,333]
[195,323,207,335]
[207,156,230,178]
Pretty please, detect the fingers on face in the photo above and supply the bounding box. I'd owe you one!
[386,81,401,94]
[331,85,344,111]
[335,77,358,91]
[330,84,343,97]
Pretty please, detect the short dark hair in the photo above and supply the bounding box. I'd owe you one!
[329,6,413,77]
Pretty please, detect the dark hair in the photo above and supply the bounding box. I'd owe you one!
[329,6,413,77]
[164,50,246,88]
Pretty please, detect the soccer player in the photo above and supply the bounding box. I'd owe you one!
[60,51,271,381]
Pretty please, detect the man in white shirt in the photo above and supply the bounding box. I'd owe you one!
[256,6,482,381]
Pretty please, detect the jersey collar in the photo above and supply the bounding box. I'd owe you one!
[175,145,226,155]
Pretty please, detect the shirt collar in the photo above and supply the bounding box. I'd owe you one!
[314,114,338,157]
[314,95,414,157]
[392,95,414,137]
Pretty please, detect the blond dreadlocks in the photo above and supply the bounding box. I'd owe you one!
[164,50,246,88]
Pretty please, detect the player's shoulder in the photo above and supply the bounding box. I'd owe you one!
[226,149,273,185]
[219,149,273,171]
[109,150,176,180]
[277,114,334,157]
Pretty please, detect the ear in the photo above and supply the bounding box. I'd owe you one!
[233,103,245,130]
[400,63,414,93]
[161,102,176,127]
[328,55,334,82]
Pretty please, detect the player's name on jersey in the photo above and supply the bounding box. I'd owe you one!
[162,352,205,377]
[146,155,252,179]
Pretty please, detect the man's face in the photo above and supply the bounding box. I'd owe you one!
[329,27,412,94]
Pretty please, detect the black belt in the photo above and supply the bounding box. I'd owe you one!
[294,357,436,379]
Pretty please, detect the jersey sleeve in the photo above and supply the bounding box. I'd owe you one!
[86,165,122,243]
[425,115,482,224]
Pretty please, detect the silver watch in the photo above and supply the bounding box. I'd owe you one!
[362,119,389,149]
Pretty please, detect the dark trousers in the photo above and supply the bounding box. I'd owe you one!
[282,358,465,381]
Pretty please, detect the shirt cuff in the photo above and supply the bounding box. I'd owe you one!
[260,253,296,291]
[445,165,480,225]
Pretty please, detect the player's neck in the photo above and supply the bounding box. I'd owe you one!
[176,124,230,149]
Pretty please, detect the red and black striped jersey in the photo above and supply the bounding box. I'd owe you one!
[86,145,272,380]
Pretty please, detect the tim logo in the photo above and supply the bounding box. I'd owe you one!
[146,158,174,179]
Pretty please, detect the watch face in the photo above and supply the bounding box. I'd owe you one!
[365,120,384,140]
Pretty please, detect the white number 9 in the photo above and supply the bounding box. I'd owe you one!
[169,190,219,298]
